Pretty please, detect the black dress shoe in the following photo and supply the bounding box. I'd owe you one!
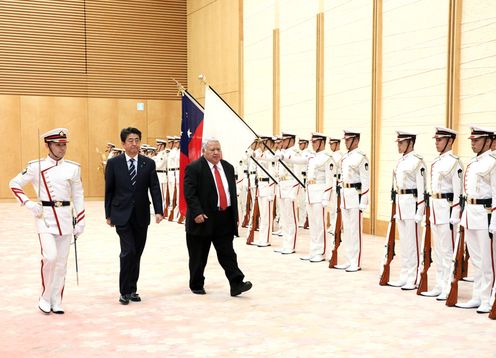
[129,293,141,302]
[230,281,253,297]
[191,288,206,295]
[119,294,130,305]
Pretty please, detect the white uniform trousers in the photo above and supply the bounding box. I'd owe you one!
[298,189,307,227]
[328,189,338,232]
[174,181,181,220]
[254,196,273,245]
[38,233,72,307]
[341,208,363,269]
[431,223,455,295]
[279,197,298,251]
[397,219,421,286]
[238,184,248,224]
[307,203,327,257]
[167,179,176,219]
[465,229,495,306]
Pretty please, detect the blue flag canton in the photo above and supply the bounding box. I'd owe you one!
[181,94,203,156]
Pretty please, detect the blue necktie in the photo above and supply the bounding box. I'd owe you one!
[129,158,136,186]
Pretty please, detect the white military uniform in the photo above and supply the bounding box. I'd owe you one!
[236,155,247,222]
[328,146,343,235]
[167,146,179,220]
[275,144,303,254]
[245,147,258,227]
[389,146,426,289]
[302,141,334,262]
[339,147,370,271]
[456,128,496,312]
[252,147,277,247]
[153,146,169,213]
[294,144,309,227]
[9,128,85,313]
[424,145,463,299]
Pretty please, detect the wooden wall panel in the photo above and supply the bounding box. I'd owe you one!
[187,0,241,112]
[147,99,182,141]
[0,96,21,199]
[87,98,119,198]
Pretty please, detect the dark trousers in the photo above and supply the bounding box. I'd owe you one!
[186,209,244,290]
[116,211,148,295]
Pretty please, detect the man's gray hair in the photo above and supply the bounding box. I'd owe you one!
[202,137,220,151]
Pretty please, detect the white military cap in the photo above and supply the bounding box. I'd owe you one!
[173,136,181,141]
[41,128,69,143]
[469,126,495,139]
[281,131,296,138]
[433,127,457,139]
[395,130,416,142]
[311,132,327,141]
[140,144,149,149]
[156,139,167,145]
[147,146,156,151]
[107,142,116,147]
[166,135,175,140]
[328,136,341,143]
[298,138,309,143]
[113,148,124,153]
[343,129,360,139]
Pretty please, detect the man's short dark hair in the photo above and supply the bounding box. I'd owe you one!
[120,127,142,142]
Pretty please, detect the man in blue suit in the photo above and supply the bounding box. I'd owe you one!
[105,127,163,304]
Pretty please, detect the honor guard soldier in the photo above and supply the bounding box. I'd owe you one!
[272,136,284,236]
[242,140,258,228]
[455,126,496,313]
[388,131,426,290]
[106,142,116,161]
[251,136,277,247]
[421,127,463,300]
[334,130,369,272]
[166,136,180,220]
[296,138,310,228]
[274,132,302,254]
[300,132,334,262]
[10,128,85,314]
[154,139,168,212]
[327,137,344,235]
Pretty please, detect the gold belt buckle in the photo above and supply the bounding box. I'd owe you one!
[54,201,62,207]
[307,179,316,185]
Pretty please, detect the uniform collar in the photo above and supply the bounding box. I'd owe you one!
[438,150,452,158]
[46,155,63,165]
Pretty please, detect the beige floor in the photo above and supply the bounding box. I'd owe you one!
[0,201,494,357]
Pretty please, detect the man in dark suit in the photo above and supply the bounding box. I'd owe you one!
[184,138,252,296]
[105,127,163,304]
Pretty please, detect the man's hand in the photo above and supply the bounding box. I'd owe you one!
[194,214,208,224]
[106,218,114,227]
[73,223,85,237]
[155,214,164,224]
[25,200,42,218]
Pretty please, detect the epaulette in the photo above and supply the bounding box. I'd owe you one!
[28,159,40,165]
[490,153,496,160]
[413,153,423,160]
[449,153,460,160]
[64,159,81,167]
[356,149,367,157]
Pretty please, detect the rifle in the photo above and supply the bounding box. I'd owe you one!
[417,193,432,295]
[163,182,170,217]
[379,186,397,286]
[329,185,342,268]
[168,184,177,221]
[246,190,260,245]
[461,245,470,280]
[446,225,465,306]
[241,184,252,228]
[489,285,496,319]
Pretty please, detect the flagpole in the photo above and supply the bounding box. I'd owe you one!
[200,78,304,188]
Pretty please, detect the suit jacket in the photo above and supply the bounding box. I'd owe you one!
[184,156,238,237]
[105,153,162,226]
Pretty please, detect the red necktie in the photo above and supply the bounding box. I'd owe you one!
[214,165,228,210]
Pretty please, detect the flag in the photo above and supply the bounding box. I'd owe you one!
[179,91,204,216]
[203,85,257,166]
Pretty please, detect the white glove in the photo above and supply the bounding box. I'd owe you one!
[25,200,42,218]
[73,223,85,237]
[414,213,423,223]
[449,217,460,226]
[321,200,329,208]
[489,224,496,235]
[358,203,367,212]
